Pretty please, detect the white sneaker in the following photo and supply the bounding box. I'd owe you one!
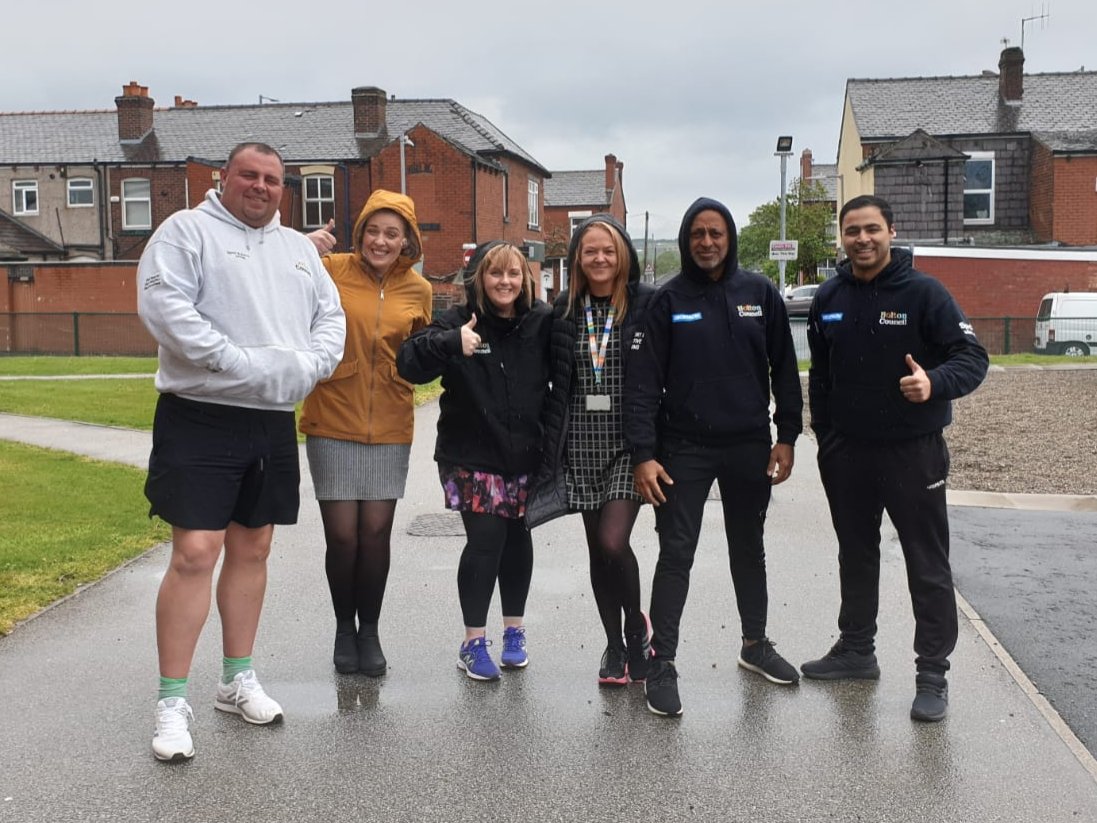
[152,697,195,761]
[214,670,284,725]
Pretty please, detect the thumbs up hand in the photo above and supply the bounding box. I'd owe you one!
[899,353,932,403]
[306,218,338,255]
[460,313,481,357]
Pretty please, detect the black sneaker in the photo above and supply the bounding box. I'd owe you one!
[598,644,628,686]
[737,638,800,685]
[625,611,652,683]
[645,658,682,717]
[800,641,881,680]
[910,672,948,722]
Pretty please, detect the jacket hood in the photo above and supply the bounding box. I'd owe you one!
[836,245,915,287]
[566,213,641,287]
[200,189,281,233]
[677,197,739,282]
[351,189,423,266]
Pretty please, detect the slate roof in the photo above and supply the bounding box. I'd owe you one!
[805,162,840,201]
[544,170,609,207]
[0,210,67,258]
[0,98,548,173]
[846,71,1097,148]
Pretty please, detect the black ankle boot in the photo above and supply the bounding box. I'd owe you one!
[333,620,359,674]
[357,623,387,677]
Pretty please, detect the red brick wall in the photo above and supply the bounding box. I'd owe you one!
[1029,142,1054,241]
[107,166,189,260]
[1051,155,1097,245]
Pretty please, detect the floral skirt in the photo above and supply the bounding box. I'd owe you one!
[438,463,530,519]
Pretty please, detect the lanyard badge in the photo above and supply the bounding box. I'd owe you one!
[584,295,615,387]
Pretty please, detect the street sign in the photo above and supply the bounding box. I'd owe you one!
[769,240,799,261]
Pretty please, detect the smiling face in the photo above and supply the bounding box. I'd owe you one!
[219,147,284,228]
[482,248,526,317]
[688,210,730,277]
[578,224,620,298]
[358,210,408,277]
[840,205,896,282]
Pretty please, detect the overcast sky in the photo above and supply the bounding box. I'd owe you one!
[5,1,1090,239]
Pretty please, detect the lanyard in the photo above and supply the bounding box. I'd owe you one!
[583,295,615,386]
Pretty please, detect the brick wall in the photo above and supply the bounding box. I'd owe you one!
[1050,154,1097,245]
[1029,142,1055,240]
[108,166,189,260]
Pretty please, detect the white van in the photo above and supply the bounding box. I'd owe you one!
[1033,292,1097,356]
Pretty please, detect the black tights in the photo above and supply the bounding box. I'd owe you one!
[457,512,533,628]
[319,499,397,626]
[582,499,643,647]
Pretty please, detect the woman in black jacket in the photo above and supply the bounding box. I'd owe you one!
[527,215,656,685]
[397,242,551,681]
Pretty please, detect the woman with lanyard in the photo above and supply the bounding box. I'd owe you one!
[397,241,552,681]
[528,214,656,685]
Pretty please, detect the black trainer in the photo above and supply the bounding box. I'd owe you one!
[800,641,881,680]
[737,638,800,685]
[910,672,949,722]
[598,644,628,686]
[645,658,683,717]
[625,612,652,683]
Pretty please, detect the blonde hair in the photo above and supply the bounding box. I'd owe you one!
[472,243,535,316]
[566,221,631,322]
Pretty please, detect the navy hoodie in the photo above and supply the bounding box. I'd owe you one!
[807,247,988,441]
[624,198,802,463]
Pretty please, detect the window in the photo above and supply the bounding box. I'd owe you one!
[67,178,94,207]
[502,172,509,221]
[963,152,995,225]
[303,175,334,228]
[527,179,539,229]
[569,210,592,237]
[122,178,152,230]
[13,180,38,215]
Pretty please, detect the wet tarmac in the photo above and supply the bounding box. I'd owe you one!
[1,407,1096,822]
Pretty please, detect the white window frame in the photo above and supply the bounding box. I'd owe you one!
[502,172,509,221]
[13,180,39,215]
[67,177,95,208]
[963,151,995,225]
[121,178,152,230]
[568,210,592,238]
[303,174,335,228]
[527,179,539,229]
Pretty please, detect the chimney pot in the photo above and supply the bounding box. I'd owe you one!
[116,81,155,141]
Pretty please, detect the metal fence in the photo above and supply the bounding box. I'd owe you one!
[0,312,1050,358]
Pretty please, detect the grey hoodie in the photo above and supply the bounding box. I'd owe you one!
[137,190,345,411]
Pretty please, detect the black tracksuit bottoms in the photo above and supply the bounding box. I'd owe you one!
[817,431,956,673]
[650,438,772,660]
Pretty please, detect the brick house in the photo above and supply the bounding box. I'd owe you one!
[836,47,1097,246]
[0,82,550,294]
[541,154,626,300]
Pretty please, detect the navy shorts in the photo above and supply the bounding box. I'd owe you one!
[145,393,301,530]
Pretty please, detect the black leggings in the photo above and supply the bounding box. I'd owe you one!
[457,512,533,628]
[582,499,643,646]
[318,499,397,626]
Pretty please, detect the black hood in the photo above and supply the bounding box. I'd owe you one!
[565,213,641,286]
[461,240,532,318]
[677,197,739,282]
[835,245,916,288]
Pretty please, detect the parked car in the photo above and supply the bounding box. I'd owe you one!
[1033,292,1097,356]
[784,284,819,317]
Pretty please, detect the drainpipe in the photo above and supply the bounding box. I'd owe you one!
[94,161,108,259]
[338,162,351,248]
[470,159,478,244]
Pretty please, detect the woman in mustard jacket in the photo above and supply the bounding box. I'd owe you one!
[300,190,432,676]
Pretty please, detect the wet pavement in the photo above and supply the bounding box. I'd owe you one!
[2,407,1096,822]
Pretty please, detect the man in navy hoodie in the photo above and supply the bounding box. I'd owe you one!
[802,195,988,722]
[626,197,803,717]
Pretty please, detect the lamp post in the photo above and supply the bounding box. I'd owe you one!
[399,134,415,195]
[775,135,794,295]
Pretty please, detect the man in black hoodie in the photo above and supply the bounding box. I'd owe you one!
[802,195,988,723]
[626,197,803,717]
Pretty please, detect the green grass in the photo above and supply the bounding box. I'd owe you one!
[990,353,1097,366]
[0,440,170,634]
[0,356,157,376]
[0,378,160,429]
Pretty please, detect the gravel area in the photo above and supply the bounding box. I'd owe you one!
[801,367,1097,496]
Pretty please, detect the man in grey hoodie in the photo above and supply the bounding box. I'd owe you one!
[137,142,345,762]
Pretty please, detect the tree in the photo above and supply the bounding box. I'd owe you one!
[737,179,835,284]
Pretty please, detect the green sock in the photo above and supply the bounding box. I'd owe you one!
[222,656,253,684]
[158,676,188,701]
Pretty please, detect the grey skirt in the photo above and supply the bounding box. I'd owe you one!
[305,436,411,501]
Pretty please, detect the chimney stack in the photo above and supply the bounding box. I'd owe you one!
[604,153,619,192]
[999,46,1025,104]
[173,95,198,109]
[352,87,387,137]
[115,81,154,141]
[800,148,814,182]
